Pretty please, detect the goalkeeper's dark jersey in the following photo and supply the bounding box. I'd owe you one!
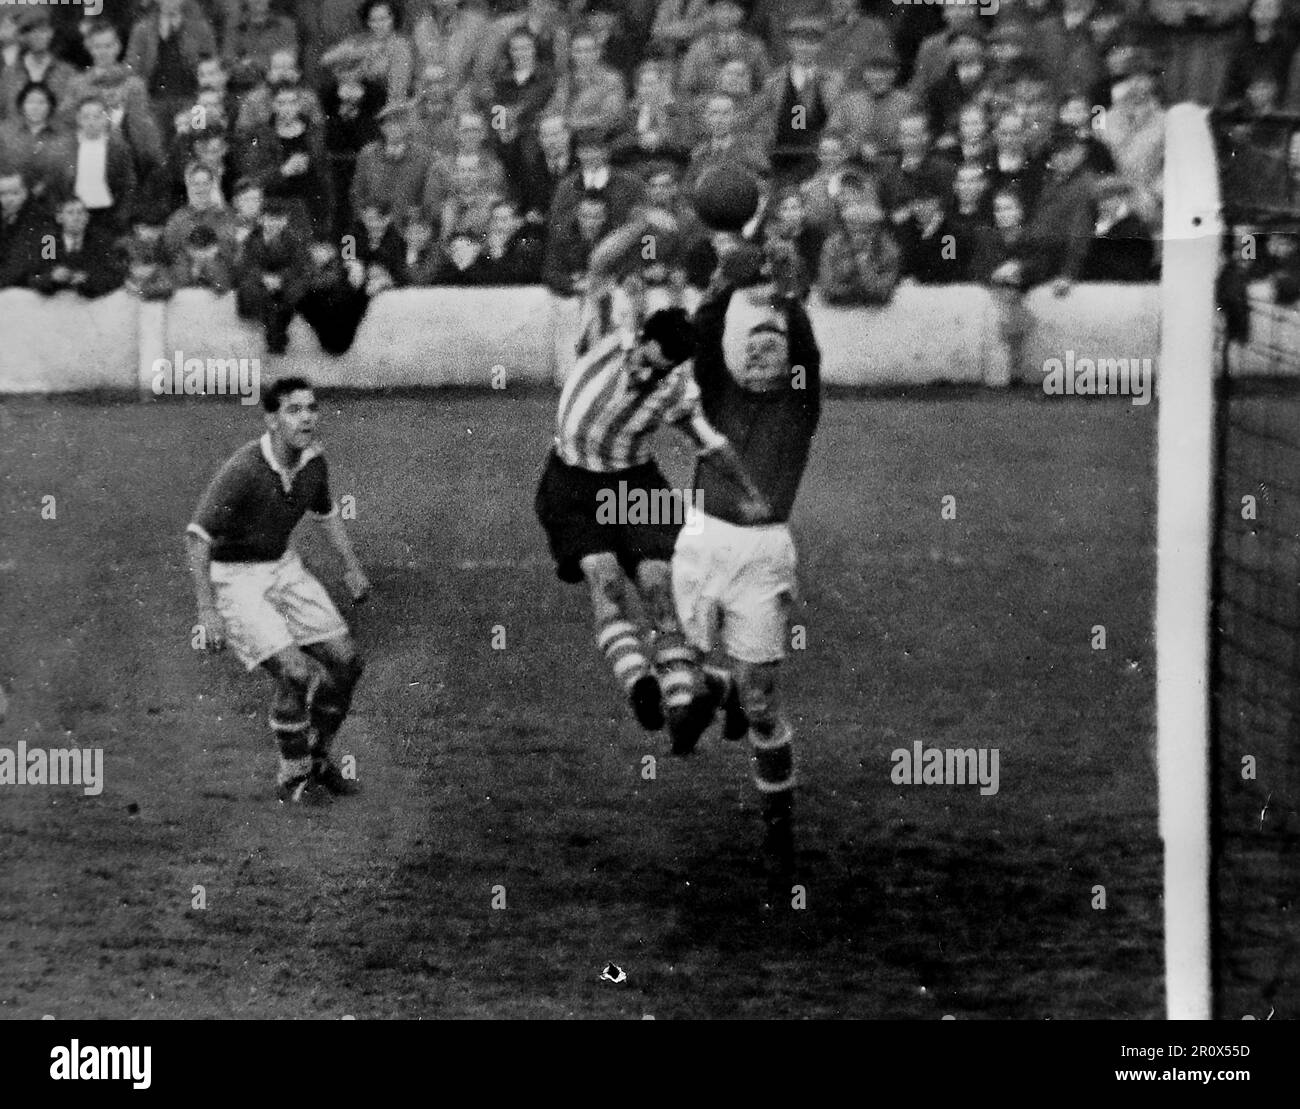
[690,285,821,526]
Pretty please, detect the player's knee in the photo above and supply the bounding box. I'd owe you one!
[583,555,629,615]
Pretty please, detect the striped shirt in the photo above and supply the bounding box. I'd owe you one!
[554,330,715,473]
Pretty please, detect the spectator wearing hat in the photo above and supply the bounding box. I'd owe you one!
[678,0,770,101]
[815,171,901,306]
[684,92,770,193]
[126,0,219,134]
[426,109,510,211]
[549,23,627,136]
[410,0,491,90]
[349,98,434,227]
[1100,62,1164,228]
[908,4,982,107]
[1222,0,1298,108]
[163,160,240,262]
[236,48,328,134]
[1081,175,1156,282]
[240,81,334,235]
[320,0,415,107]
[222,0,299,83]
[826,39,917,167]
[757,15,845,187]
[29,195,125,298]
[548,124,646,229]
[1148,0,1250,107]
[892,163,960,284]
[0,11,76,122]
[649,0,713,66]
[0,83,71,202]
[609,59,693,174]
[236,197,310,353]
[1026,124,1100,296]
[171,220,236,292]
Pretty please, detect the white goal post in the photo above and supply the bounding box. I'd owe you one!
[1156,104,1224,1022]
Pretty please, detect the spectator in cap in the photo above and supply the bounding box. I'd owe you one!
[222,0,299,85]
[548,124,646,229]
[0,10,76,122]
[649,0,713,67]
[28,194,125,298]
[1025,124,1100,295]
[236,196,310,353]
[678,0,770,101]
[1081,175,1156,282]
[125,0,219,134]
[1222,0,1298,109]
[239,81,334,235]
[349,97,433,230]
[171,220,236,292]
[815,171,901,306]
[908,4,982,107]
[0,83,70,202]
[410,0,491,90]
[757,14,845,187]
[826,39,918,167]
[549,22,627,136]
[320,0,415,107]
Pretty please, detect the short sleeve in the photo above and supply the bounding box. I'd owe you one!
[308,458,334,518]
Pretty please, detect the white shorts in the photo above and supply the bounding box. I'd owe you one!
[210,550,349,671]
[672,512,798,665]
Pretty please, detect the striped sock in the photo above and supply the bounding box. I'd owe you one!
[270,712,312,785]
[596,618,651,694]
[653,629,700,714]
[749,718,795,794]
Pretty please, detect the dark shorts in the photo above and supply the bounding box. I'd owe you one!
[534,450,681,584]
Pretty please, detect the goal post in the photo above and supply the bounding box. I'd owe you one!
[1155,103,1224,1022]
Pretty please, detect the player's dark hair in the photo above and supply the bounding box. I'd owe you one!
[640,308,696,367]
[263,376,314,412]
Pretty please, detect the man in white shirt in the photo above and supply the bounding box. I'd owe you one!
[68,94,137,234]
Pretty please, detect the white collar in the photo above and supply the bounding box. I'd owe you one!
[260,432,322,492]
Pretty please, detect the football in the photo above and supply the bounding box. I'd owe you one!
[692,164,762,232]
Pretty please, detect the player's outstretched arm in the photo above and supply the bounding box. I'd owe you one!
[184,529,225,651]
[319,511,371,601]
[588,207,677,283]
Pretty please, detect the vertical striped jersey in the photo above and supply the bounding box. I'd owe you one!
[554,330,706,473]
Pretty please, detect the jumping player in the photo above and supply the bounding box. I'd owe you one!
[674,240,821,890]
[186,377,370,804]
[536,207,771,740]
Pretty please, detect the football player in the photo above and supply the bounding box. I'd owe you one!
[186,377,370,804]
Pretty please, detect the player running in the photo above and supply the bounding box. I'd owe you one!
[186,377,370,805]
[536,207,770,740]
[673,240,821,891]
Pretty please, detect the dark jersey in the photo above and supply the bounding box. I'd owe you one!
[188,435,334,563]
[691,286,821,527]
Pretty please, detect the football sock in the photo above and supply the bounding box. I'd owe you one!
[749,717,795,794]
[653,628,700,715]
[597,618,651,695]
[270,711,312,785]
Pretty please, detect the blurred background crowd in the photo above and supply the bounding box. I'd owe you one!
[0,0,1297,354]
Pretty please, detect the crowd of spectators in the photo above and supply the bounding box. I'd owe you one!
[0,0,1298,355]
